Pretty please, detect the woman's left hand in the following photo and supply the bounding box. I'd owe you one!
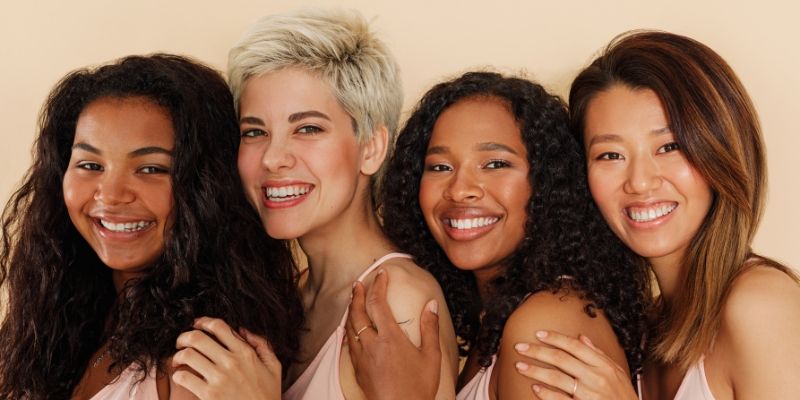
[514,330,638,400]
[171,316,282,400]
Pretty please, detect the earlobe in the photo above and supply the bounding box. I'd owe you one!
[360,125,389,176]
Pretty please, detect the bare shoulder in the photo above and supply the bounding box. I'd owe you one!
[502,289,625,366]
[363,256,445,308]
[362,256,452,345]
[494,288,628,398]
[722,264,800,331]
[718,264,800,396]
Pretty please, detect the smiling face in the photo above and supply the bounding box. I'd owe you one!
[419,97,530,280]
[583,85,713,269]
[63,97,174,289]
[237,68,373,240]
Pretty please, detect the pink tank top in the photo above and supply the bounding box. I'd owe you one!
[673,356,715,400]
[89,365,158,400]
[456,356,496,400]
[283,253,413,400]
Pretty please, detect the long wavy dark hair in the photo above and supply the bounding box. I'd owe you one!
[381,71,651,375]
[0,54,304,399]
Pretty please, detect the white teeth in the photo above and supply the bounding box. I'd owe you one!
[627,204,677,222]
[447,217,499,230]
[266,185,311,201]
[100,219,153,232]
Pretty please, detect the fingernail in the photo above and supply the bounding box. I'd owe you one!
[532,384,541,393]
[514,343,529,352]
[536,330,548,339]
[515,361,529,371]
[377,269,385,275]
[581,334,594,346]
[427,300,439,315]
[352,281,358,289]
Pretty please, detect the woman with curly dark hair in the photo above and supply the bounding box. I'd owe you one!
[0,54,303,399]
[346,71,651,399]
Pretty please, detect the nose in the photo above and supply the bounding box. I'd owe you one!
[443,168,484,202]
[624,154,663,194]
[94,170,135,205]
[261,137,296,172]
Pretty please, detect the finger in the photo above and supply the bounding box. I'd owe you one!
[193,317,249,353]
[514,343,591,381]
[347,282,377,345]
[240,328,280,372]
[532,384,573,400]
[516,362,575,397]
[172,368,209,399]
[364,270,401,334]
[534,330,607,366]
[172,347,218,382]
[176,329,230,363]
[419,299,441,360]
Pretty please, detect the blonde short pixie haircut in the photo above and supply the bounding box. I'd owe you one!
[228,8,402,149]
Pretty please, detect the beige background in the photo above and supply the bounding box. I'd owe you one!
[1,0,797,268]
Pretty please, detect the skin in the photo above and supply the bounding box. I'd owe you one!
[172,68,458,399]
[63,97,174,292]
[65,97,195,400]
[515,86,800,399]
[348,96,629,399]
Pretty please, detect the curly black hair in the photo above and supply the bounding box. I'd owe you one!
[0,54,304,399]
[381,71,651,376]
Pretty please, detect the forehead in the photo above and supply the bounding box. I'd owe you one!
[429,97,523,148]
[238,68,347,118]
[583,86,669,140]
[74,97,175,149]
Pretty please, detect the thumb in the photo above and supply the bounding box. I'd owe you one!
[420,299,441,358]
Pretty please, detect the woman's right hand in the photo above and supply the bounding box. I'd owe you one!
[514,330,638,400]
[345,270,444,400]
[170,317,281,400]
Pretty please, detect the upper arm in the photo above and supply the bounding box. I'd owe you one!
[369,262,460,382]
[495,289,628,399]
[721,267,800,399]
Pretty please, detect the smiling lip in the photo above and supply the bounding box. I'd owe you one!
[440,210,502,241]
[91,215,156,240]
[261,181,314,209]
[623,201,678,228]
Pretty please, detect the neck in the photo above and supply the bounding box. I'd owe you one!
[472,264,506,305]
[648,251,685,303]
[299,193,395,297]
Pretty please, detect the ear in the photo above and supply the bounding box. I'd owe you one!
[360,125,389,176]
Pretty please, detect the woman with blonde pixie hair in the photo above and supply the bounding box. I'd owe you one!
[172,9,458,400]
[514,31,800,399]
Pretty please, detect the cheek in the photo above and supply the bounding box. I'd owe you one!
[237,147,262,185]
[418,178,438,222]
[62,172,87,219]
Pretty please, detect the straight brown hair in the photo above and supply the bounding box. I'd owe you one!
[569,30,795,368]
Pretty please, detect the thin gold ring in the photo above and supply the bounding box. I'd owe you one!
[571,377,579,397]
[354,325,370,342]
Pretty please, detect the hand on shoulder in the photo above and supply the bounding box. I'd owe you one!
[496,288,632,399]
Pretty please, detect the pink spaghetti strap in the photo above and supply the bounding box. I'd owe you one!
[339,252,412,327]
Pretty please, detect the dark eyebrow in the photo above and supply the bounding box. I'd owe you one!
[129,147,173,158]
[288,110,330,123]
[240,116,265,126]
[72,142,101,154]
[72,142,172,157]
[426,145,448,155]
[587,134,622,146]
[652,126,672,135]
[476,142,518,155]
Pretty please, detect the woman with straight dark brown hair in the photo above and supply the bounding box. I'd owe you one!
[514,30,800,399]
